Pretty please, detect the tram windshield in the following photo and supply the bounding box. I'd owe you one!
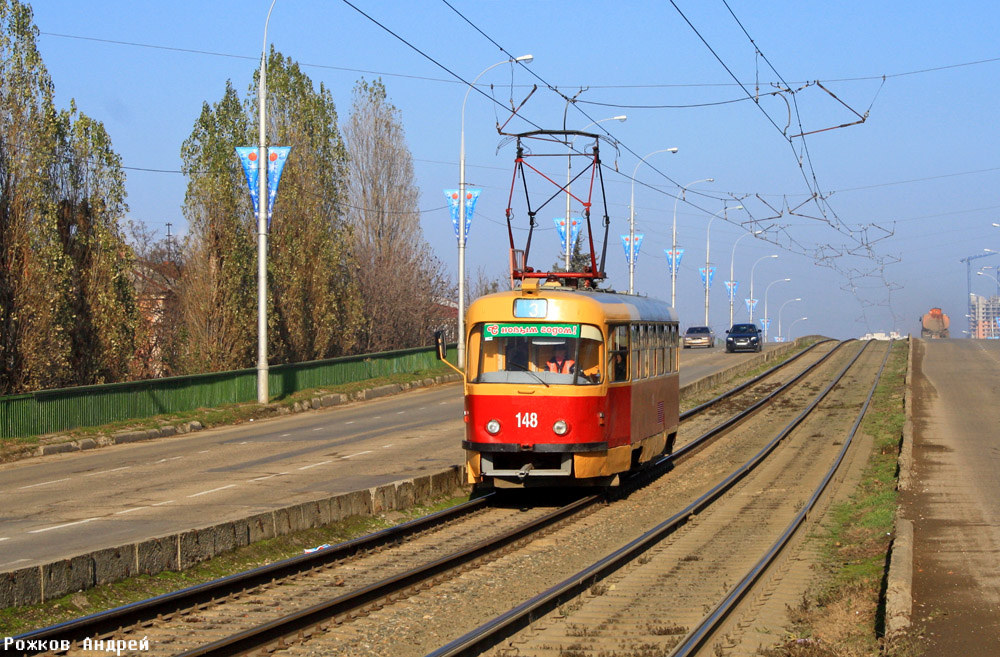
[470,323,604,385]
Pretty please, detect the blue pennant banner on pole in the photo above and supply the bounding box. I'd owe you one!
[663,248,684,274]
[235,147,261,216]
[236,146,291,227]
[621,234,644,265]
[761,317,772,332]
[699,266,716,288]
[744,298,758,315]
[554,217,583,251]
[265,147,291,225]
[444,189,481,244]
[724,280,739,300]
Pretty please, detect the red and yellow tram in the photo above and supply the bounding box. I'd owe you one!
[459,278,680,488]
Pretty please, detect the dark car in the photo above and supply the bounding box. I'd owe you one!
[725,323,762,353]
[682,325,715,348]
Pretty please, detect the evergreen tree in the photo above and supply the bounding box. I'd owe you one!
[0,0,137,392]
[249,49,361,362]
[179,81,256,373]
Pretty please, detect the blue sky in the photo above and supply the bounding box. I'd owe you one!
[28,1,1000,339]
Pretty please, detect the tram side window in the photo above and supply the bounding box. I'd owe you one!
[643,324,652,379]
[669,324,678,372]
[609,324,629,382]
[656,324,664,376]
[631,324,642,380]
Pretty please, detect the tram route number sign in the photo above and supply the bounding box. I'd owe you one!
[484,323,580,341]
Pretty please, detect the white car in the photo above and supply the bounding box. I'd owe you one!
[682,326,715,348]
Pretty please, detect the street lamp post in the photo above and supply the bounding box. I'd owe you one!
[762,278,791,341]
[777,297,802,341]
[256,0,278,405]
[564,115,626,270]
[749,254,778,322]
[704,205,742,327]
[787,317,808,342]
[728,229,761,328]
[672,178,713,306]
[630,148,679,294]
[458,55,533,369]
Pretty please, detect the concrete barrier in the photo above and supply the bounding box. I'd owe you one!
[0,465,466,608]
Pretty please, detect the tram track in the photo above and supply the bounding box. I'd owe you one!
[14,340,853,657]
[427,340,892,657]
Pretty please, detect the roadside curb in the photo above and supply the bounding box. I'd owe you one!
[16,373,464,464]
[885,335,915,641]
[0,465,467,608]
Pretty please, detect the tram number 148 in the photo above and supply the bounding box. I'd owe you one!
[516,412,538,428]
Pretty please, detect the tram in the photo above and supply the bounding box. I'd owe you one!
[459,280,679,488]
[438,126,680,488]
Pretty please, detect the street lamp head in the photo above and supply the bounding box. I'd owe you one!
[730,205,744,211]
[514,54,534,63]
[612,115,627,122]
[707,178,715,182]
[667,147,679,153]
[769,254,779,259]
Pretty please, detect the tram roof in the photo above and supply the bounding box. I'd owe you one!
[468,287,678,324]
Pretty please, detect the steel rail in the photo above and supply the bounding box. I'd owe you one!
[670,340,893,656]
[176,495,599,657]
[423,340,871,657]
[13,495,494,652]
[680,339,832,421]
[18,340,834,656]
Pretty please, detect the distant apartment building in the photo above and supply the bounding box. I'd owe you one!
[968,294,1000,339]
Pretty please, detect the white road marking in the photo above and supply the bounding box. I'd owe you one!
[84,466,131,477]
[0,537,10,542]
[345,421,355,425]
[396,411,405,415]
[18,478,70,490]
[251,473,287,481]
[382,444,394,449]
[29,518,99,534]
[198,450,211,453]
[343,451,372,459]
[312,427,324,431]
[115,507,148,515]
[152,500,175,506]
[297,460,333,471]
[281,433,291,437]
[373,416,382,420]
[187,485,236,498]
[152,457,183,464]
[0,558,28,568]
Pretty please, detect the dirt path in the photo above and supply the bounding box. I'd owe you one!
[904,339,1000,655]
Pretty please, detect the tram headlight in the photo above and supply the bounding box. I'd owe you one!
[552,419,569,436]
[486,419,501,435]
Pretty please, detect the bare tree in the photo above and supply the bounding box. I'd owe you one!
[344,78,452,352]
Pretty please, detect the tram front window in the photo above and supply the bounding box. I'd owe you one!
[472,324,603,385]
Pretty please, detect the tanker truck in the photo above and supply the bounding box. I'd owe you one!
[920,308,950,339]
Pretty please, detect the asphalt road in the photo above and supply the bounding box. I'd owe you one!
[906,339,1000,655]
[0,344,778,572]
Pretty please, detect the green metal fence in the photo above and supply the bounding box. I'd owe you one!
[0,345,457,439]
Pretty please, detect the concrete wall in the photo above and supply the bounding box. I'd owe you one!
[0,465,465,608]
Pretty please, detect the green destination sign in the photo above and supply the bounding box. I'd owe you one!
[483,323,580,341]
